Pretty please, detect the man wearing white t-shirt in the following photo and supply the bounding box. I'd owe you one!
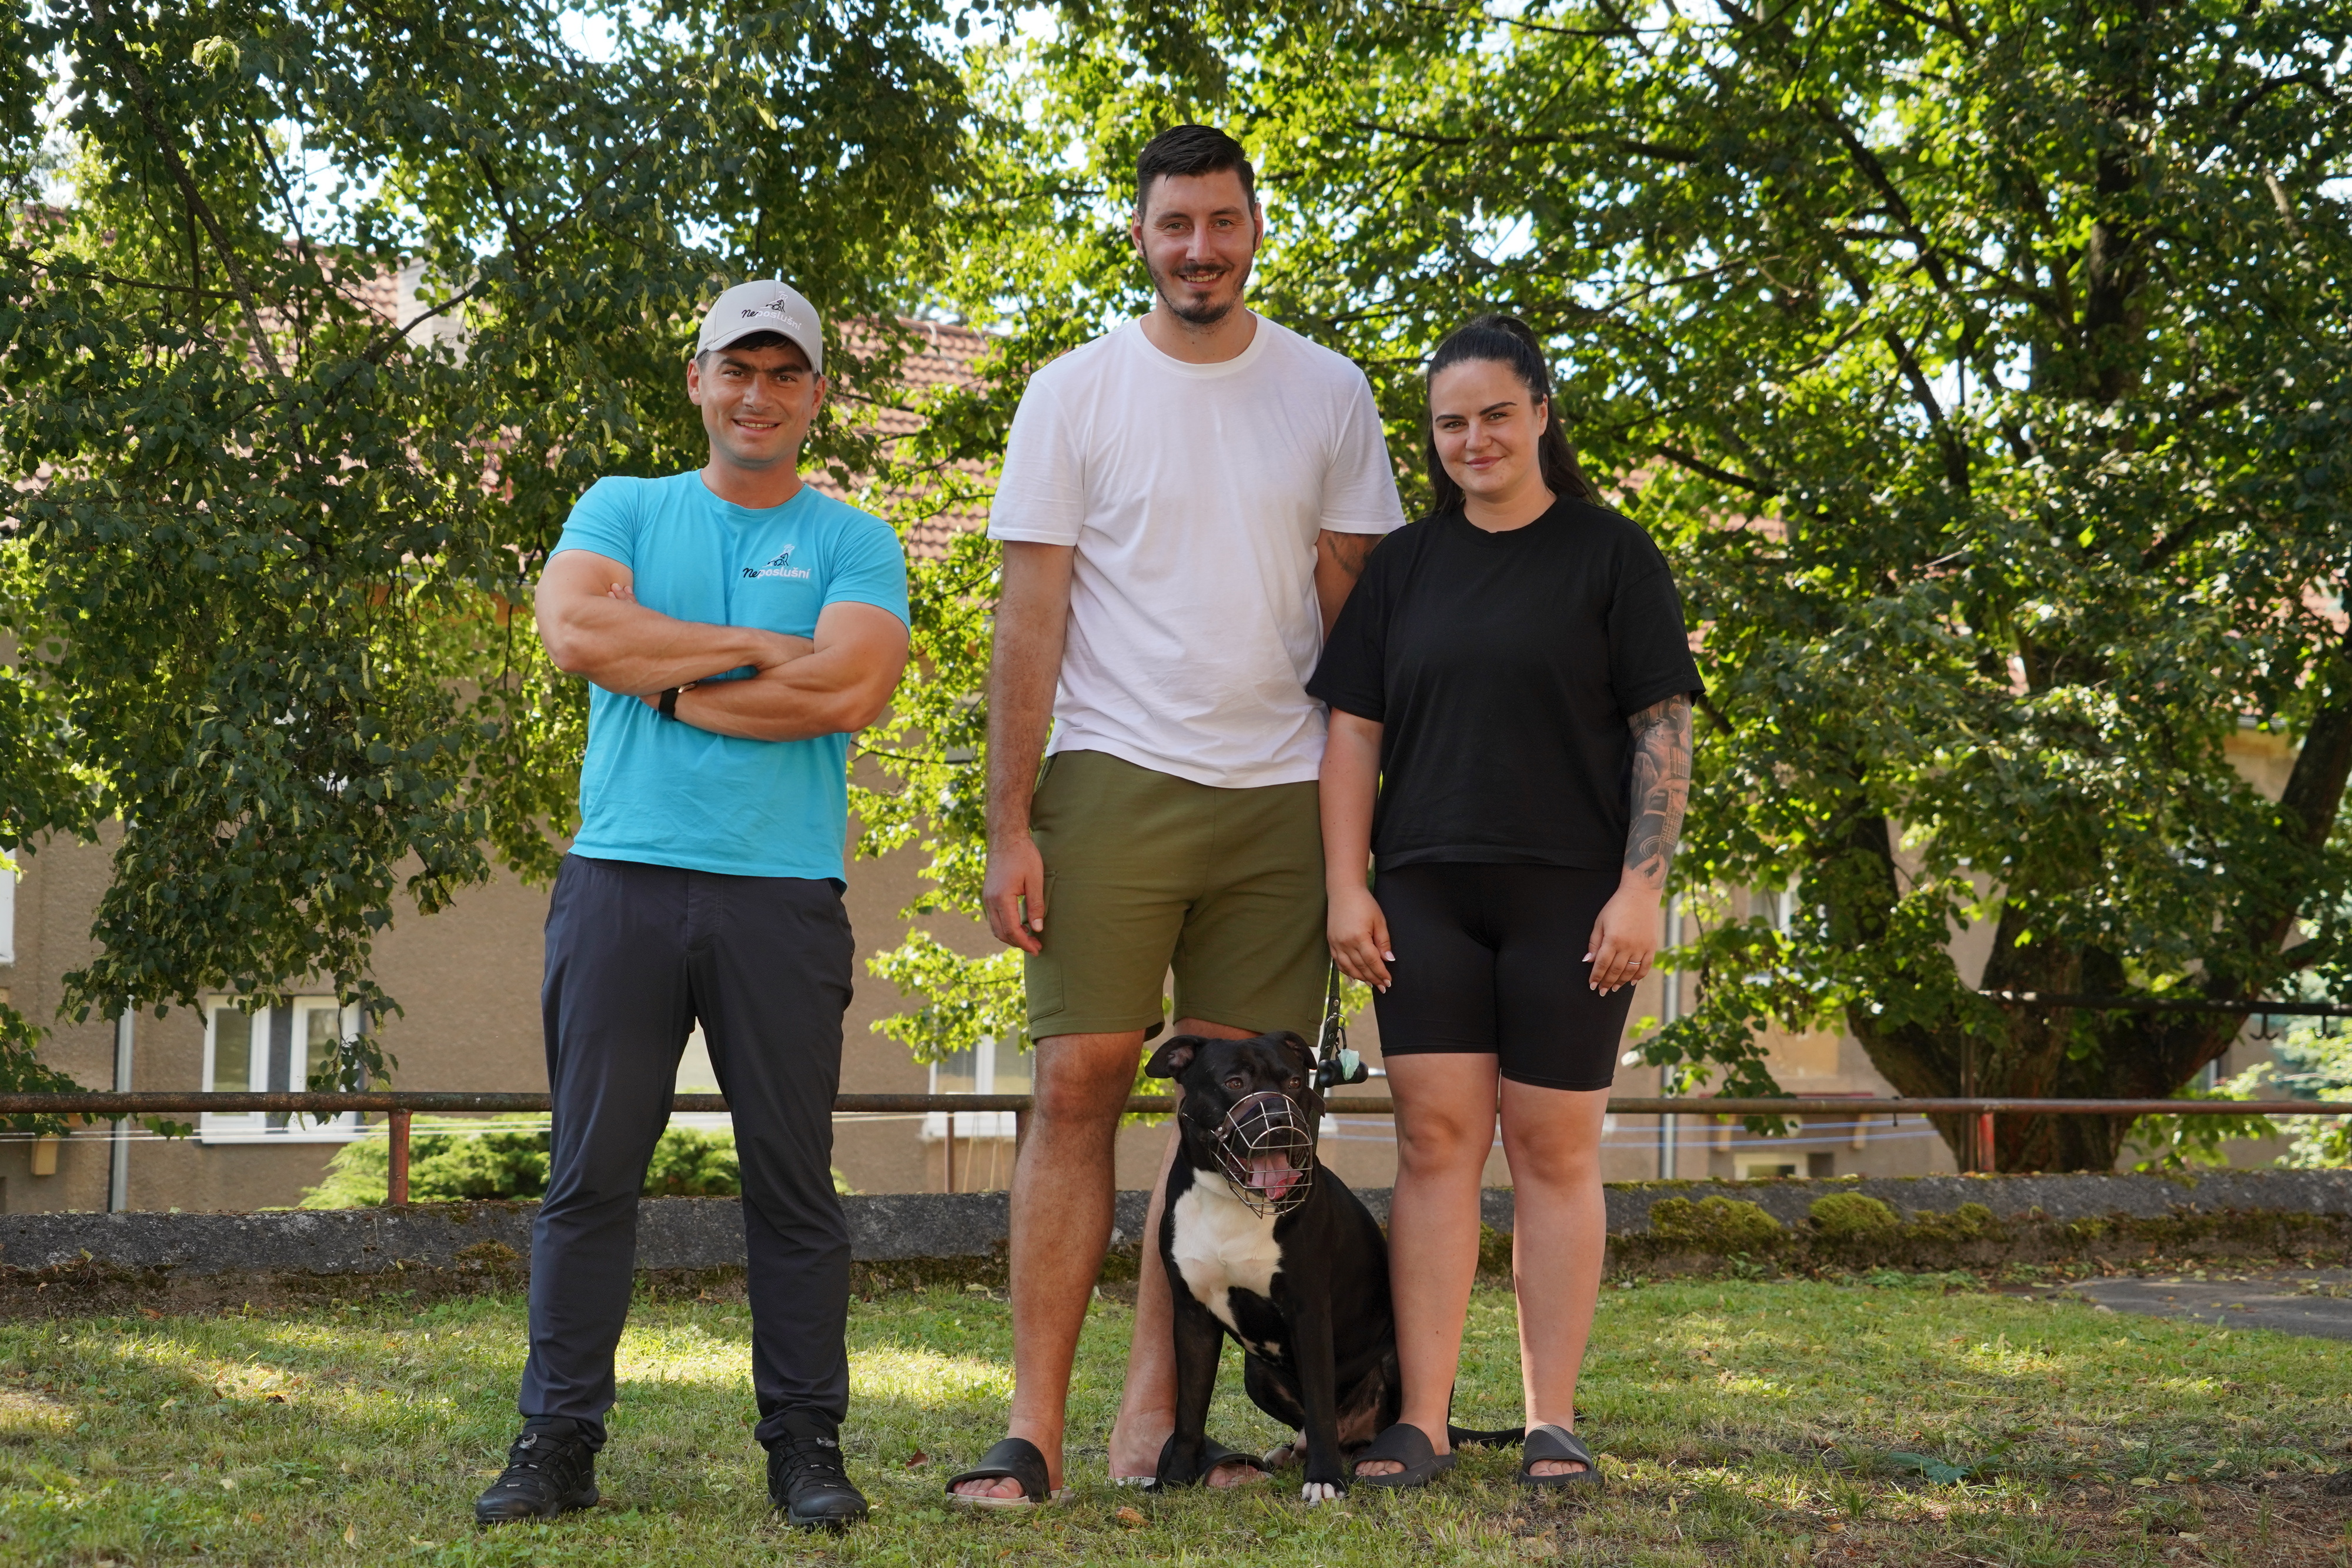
[946,125,1406,1506]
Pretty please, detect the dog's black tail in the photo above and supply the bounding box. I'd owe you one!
[1446,1423,1526,1448]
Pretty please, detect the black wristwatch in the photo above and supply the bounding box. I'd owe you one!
[657,686,681,720]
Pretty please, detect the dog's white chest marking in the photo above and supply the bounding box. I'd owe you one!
[1170,1180,1282,1343]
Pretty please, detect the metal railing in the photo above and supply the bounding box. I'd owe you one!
[2,1091,2340,1202]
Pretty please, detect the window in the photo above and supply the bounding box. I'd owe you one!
[0,857,14,967]
[923,1036,1030,1142]
[1738,1160,1799,1180]
[199,997,366,1144]
[1739,885,1800,985]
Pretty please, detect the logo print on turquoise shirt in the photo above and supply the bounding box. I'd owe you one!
[743,546,812,581]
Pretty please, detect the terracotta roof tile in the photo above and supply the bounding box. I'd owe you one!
[815,317,995,560]
[345,266,400,323]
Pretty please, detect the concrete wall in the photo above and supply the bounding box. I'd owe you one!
[8,1168,2347,1279]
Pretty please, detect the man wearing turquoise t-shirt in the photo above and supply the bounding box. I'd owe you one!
[473,280,910,1533]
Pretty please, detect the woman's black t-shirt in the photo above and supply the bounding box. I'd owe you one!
[1306,497,1704,871]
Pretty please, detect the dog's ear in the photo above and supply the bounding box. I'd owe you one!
[1272,1031,1315,1081]
[1145,1034,1207,1079]
[1273,1030,1327,1122]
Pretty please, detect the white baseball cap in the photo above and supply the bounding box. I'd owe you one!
[696,279,824,373]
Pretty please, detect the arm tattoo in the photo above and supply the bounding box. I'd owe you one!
[1624,693,1693,888]
[1320,530,1378,581]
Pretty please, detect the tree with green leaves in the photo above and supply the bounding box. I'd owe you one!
[864,0,2352,1171]
[15,0,2349,1178]
[0,0,981,1122]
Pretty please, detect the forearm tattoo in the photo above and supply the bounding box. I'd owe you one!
[1624,693,1693,888]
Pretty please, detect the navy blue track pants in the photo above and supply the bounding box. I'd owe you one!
[519,853,854,1449]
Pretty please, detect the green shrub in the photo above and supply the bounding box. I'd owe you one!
[1809,1192,1900,1238]
[642,1127,741,1198]
[413,1129,553,1201]
[300,1119,549,1208]
[298,1119,852,1206]
[1647,1195,1784,1253]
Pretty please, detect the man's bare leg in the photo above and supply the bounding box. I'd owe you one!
[951,1028,1137,1500]
[1104,1018,1267,1489]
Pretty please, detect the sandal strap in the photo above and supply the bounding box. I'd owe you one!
[1522,1424,1596,1472]
[1154,1432,1271,1487]
[1200,1436,1269,1477]
[1356,1421,1438,1469]
[945,1436,1051,1502]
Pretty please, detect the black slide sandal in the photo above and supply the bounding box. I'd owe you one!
[1350,1422,1456,1490]
[945,1437,1070,1509]
[1153,1433,1271,1489]
[1449,1421,1526,1449]
[1519,1424,1603,1490]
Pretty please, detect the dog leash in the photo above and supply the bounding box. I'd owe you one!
[1312,964,1369,1092]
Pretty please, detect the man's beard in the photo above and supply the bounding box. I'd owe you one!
[1149,256,1245,326]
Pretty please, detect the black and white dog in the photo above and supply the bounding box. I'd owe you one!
[1147,1030,1414,1503]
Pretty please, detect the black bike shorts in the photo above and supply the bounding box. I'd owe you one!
[1369,861,1635,1091]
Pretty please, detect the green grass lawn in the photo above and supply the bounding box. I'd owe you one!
[2,1275,2348,1565]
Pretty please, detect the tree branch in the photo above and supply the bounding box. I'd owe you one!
[1403,0,1645,39]
[89,1,288,390]
[1882,327,1968,493]
[1653,444,1782,497]
[1342,119,1705,163]
[1812,107,1962,309]
[356,275,497,366]
[1872,0,1976,46]
[26,260,240,303]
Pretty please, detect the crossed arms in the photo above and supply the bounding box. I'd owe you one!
[535,549,909,741]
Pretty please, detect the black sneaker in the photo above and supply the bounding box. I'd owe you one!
[767,1409,868,1530]
[475,1419,599,1525]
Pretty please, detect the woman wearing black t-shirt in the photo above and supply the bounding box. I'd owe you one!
[1307,315,1700,1490]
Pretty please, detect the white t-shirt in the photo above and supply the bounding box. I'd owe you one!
[987,315,1406,788]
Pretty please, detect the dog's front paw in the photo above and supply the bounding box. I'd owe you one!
[1299,1479,1342,1506]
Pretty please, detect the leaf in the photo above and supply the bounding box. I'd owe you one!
[1878,1451,1971,1485]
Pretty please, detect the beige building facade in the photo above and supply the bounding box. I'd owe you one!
[0,745,2294,1212]
[0,825,1970,1216]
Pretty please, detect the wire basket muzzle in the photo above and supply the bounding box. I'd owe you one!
[1212,1090,1317,1216]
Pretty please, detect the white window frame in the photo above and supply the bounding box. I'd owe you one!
[198,996,368,1145]
[922,1036,1027,1142]
[0,857,15,967]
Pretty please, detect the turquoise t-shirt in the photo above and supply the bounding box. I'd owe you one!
[549,471,911,881]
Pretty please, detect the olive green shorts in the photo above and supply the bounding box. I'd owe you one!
[1025,749,1328,1042]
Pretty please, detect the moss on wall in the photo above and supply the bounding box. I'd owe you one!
[1600,1195,2352,1278]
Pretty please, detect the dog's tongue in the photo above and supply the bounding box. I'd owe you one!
[1246,1152,1301,1197]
